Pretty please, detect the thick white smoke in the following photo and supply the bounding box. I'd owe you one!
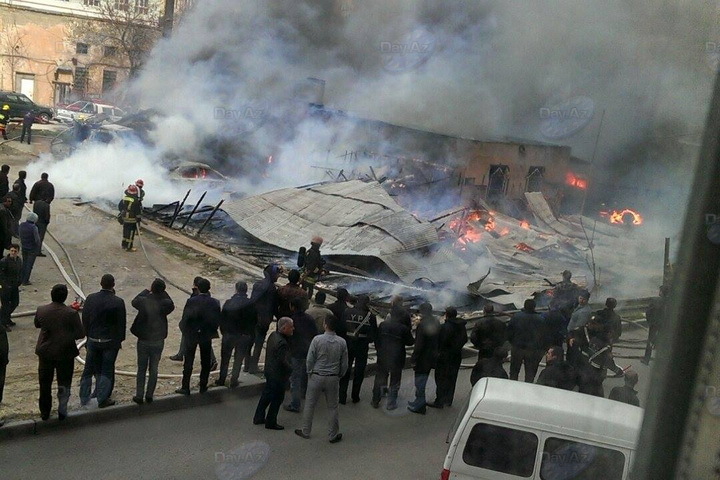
[27,0,714,298]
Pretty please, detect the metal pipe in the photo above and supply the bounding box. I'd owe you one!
[180,191,206,230]
[169,189,190,228]
[196,199,224,236]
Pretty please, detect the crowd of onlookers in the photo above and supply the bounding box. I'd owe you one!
[0,258,658,434]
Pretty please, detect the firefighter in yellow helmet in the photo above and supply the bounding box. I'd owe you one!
[0,105,10,141]
[299,235,326,296]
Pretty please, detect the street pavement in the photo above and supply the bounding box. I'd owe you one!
[0,331,654,480]
[0,368,472,480]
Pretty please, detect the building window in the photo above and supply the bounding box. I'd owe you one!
[487,165,510,200]
[114,0,130,11]
[104,46,117,57]
[76,43,89,54]
[74,67,89,94]
[462,423,538,477]
[526,166,545,192]
[84,0,100,6]
[102,70,117,94]
[136,0,149,14]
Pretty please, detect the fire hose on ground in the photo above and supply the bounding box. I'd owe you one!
[20,218,257,380]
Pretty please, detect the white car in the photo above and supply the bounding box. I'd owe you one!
[55,101,125,124]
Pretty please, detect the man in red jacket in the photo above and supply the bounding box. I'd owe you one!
[34,284,84,420]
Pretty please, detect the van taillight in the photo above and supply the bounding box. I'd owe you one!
[440,468,450,480]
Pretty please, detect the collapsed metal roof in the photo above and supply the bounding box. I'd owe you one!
[221,180,468,284]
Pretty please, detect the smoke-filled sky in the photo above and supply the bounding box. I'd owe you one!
[40,0,717,218]
[133,0,714,201]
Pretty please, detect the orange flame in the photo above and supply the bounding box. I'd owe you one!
[600,208,643,225]
[515,242,535,252]
[520,220,530,229]
[566,172,588,190]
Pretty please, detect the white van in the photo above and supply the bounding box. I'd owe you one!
[441,378,643,480]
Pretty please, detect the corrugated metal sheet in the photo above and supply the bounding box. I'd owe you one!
[221,180,468,283]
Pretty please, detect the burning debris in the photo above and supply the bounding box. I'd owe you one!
[600,208,644,226]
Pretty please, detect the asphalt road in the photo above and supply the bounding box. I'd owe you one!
[0,368,471,480]
[0,331,653,480]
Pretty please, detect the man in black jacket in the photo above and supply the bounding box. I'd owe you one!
[216,281,256,388]
[536,346,577,391]
[169,276,216,366]
[13,170,27,205]
[176,278,221,395]
[642,286,668,365]
[470,304,507,361]
[408,302,440,414]
[429,307,468,408]
[29,173,54,204]
[79,274,126,408]
[328,288,350,329]
[0,244,22,330]
[254,316,294,430]
[339,294,377,404]
[508,299,545,383]
[285,297,318,412]
[0,165,9,198]
[130,278,175,404]
[0,197,14,257]
[7,183,22,237]
[371,305,414,410]
[609,370,640,406]
[248,264,280,373]
[35,284,84,420]
[32,197,50,257]
[591,298,625,378]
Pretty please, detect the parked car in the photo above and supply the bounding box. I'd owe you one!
[55,101,125,124]
[441,378,643,480]
[0,91,54,123]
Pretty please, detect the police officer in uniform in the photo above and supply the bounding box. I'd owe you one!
[339,294,377,404]
[119,184,141,252]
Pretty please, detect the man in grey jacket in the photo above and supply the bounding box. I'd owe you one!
[295,315,348,443]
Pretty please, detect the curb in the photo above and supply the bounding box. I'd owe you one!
[0,348,479,442]
[0,381,264,442]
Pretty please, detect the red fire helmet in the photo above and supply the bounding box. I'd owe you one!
[136,179,144,188]
[127,184,139,194]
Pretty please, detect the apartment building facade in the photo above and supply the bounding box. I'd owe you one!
[0,0,187,107]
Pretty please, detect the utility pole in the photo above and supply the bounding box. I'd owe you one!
[162,0,176,37]
[579,108,606,217]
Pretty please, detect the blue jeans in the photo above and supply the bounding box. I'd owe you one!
[80,341,119,404]
[288,356,308,410]
[409,372,430,409]
[136,340,164,399]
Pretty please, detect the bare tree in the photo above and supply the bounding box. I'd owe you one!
[0,18,27,91]
[69,0,162,78]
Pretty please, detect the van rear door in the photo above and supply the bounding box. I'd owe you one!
[448,420,542,479]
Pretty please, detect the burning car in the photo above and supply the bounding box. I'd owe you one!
[168,161,228,187]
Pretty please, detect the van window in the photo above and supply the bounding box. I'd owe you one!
[540,437,626,480]
[462,423,538,477]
